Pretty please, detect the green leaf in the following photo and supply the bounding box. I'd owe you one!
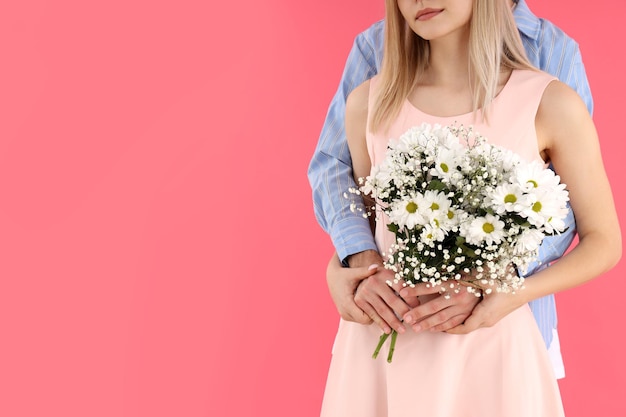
[455,237,477,258]
[510,215,530,227]
[427,179,446,191]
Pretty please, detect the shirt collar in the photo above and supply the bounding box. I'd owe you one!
[513,0,541,41]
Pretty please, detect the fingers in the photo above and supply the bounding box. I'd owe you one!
[326,252,382,326]
[402,287,481,332]
[355,296,392,334]
[340,300,373,325]
[428,313,468,332]
[404,295,421,309]
[402,295,454,329]
[414,309,470,332]
[445,314,482,334]
[445,302,494,334]
[326,254,378,286]
[354,276,409,334]
[336,265,379,324]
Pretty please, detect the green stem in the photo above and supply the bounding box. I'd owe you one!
[387,330,398,363]
[372,332,390,359]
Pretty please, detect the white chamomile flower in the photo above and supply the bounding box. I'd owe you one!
[422,190,451,217]
[432,146,462,180]
[464,213,506,246]
[389,194,427,229]
[490,183,528,215]
[432,125,462,149]
[438,206,462,231]
[521,189,569,231]
[513,228,545,255]
[515,160,561,192]
[396,124,435,153]
[496,147,522,172]
[420,223,446,244]
[543,211,568,234]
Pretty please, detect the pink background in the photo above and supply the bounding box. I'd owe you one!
[1,1,624,416]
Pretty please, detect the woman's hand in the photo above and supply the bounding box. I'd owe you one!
[399,283,482,332]
[446,289,526,334]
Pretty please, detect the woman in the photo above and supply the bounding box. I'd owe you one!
[320,1,621,416]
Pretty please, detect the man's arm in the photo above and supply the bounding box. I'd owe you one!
[309,22,412,333]
[307,21,383,264]
[534,24,593,115]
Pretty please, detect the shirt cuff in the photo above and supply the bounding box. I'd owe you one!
[330,216,378,266]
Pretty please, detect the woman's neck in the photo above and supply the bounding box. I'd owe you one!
[423,35,470,88]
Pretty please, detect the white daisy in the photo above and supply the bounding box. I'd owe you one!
[513,228,545,255]
[420,223,446,244]
[441,207,462,231]
[395,124,436,154]
[515,160,561,192]
[432,146,462,181]
[490,183,529,215]
[389,194,427,229]
[422,190,451,217]
[521,188,569,231]
[463,213,506,246]
[496,147,523,172]
[433,125,463,149]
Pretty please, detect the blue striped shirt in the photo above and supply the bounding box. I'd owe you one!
[308,0,593,348]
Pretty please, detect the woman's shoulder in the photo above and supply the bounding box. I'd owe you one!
[512,68,556,84]
[346,79,372,117]
[536,74,591,144]
[538,77,587,120]
[510,69,584,118]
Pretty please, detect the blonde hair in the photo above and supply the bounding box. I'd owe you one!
[371,0,536,132]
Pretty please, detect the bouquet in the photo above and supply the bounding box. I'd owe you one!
[348,123,570,362]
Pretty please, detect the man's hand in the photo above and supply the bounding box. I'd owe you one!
[326,250,416,333]
[399,283,482,332]
[446,290,526,334]
[353,266,411,335]
[326,253,377,325]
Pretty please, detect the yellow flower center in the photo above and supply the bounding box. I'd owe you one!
[447,210,454,219]
[527,179,538,188]
[482,223,495,233]
[406,202,418,213]
[532,201,542,212]
[504,194,517,204]
[440,163,449,173]
[430,202,440,211]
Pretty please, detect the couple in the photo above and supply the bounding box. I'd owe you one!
[308,0,621,416]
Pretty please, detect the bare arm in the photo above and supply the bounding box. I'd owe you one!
[524,81,621,297]
[449,81,621,334]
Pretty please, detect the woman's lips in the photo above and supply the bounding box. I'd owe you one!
[416,8,443,21]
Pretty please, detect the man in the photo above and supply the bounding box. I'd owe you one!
[308,0,592,378]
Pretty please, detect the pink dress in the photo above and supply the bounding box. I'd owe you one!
[320,70,565,417]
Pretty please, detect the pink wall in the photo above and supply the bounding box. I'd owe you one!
[0,1,623,416]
